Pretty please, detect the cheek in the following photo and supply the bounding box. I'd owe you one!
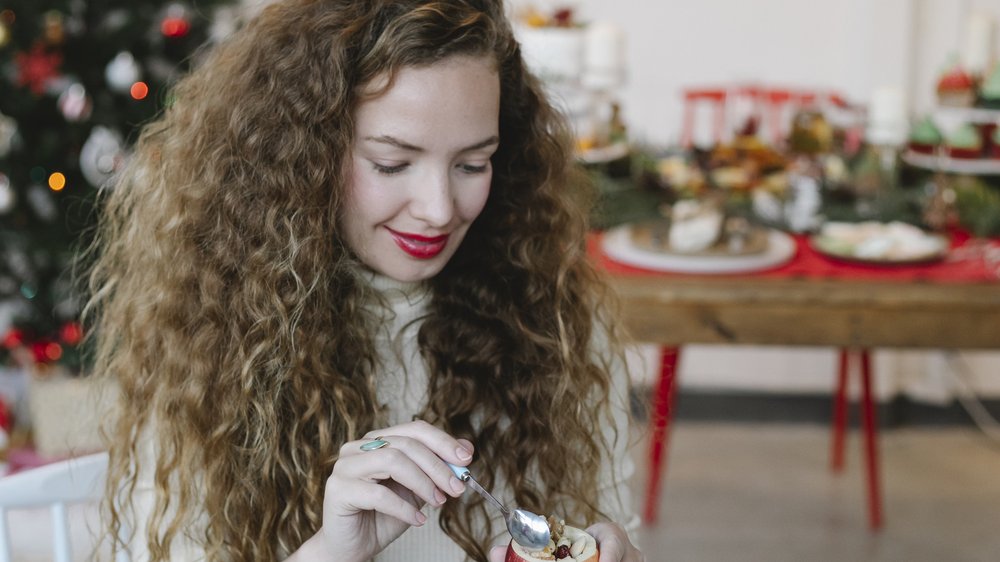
[456,176,492,221]
[346,167,398,223]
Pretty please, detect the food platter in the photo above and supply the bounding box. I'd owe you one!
[601,224,796,274]
[809,222,949,266]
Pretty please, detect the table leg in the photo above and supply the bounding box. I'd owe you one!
[831,348,850,472]
[859,349,884,530]
[644,346,681,525]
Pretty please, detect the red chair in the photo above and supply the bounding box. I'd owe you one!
[642,346,884,530]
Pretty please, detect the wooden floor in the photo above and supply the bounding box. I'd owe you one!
[630,422,1000,562]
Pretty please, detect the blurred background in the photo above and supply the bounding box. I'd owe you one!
[3,0,1000,560]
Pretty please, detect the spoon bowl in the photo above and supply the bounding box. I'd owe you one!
[448,463,551,550]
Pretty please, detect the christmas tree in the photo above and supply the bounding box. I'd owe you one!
[0,1,236,373]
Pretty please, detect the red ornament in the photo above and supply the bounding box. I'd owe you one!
[0,395,12,432]
[2,329,24,349]
[31,341,50,363]
[60,322,83,346]
[15,42,63,94]
[161,16,191,38]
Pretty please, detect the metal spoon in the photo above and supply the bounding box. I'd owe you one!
[447,463,551,550]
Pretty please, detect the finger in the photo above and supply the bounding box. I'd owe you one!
[327,477,427,527]
[349,424,472,497]
[335,445,449,507]
[586,523,625,562]
[360,419,474,465]
[342,434,467,499]
[488,545,507,562]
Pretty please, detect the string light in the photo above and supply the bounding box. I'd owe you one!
[130,81,149,100]
[48,171,66,191]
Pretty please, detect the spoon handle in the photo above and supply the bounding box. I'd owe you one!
[446,463,509,517]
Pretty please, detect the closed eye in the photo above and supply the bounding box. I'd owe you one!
[458,162,490,174]
[372,162,408,175]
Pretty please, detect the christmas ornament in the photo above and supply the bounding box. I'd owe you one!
[0,172,17,215]
[80,126,125,188]
[161,4,192,38]
[0,20,11,48]
[0,111,17,158]
[0,9,12,48]
[15,43,63,95]
[44,10,66,45]
[57,82,92,122]
[105,51,141,93]
[27,184,58,222]
[0,174,15,214]
[59,322,83,346]
[0,394,12,431]
[210,6,239,41]
[0,394,12,451]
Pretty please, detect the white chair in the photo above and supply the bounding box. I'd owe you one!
[0,451,127,562]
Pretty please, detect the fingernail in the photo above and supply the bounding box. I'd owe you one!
[456,446,472,460]
[434,488,447,505]
[450,476,465,494]
[415,511,427,525]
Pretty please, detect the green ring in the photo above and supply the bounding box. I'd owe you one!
[360,439,390,452]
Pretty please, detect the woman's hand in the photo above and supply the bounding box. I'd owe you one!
[486,522,643,562]
[303,420,474,562]
[586,522,644,562]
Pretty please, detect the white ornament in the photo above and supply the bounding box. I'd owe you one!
[27,184,58,222]
[80,126,125,188]
[0,173,15,214]
[57,82,93,122]
[0,111,17,158]
[105,51,141,93]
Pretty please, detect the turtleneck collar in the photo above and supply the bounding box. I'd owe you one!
[362,269,431,308]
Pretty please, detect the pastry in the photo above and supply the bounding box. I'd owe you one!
[936,62,977,107]
[907,115,942,154]
[978,62,1000,109]
[506,517,598,562]
[944,122,982,159]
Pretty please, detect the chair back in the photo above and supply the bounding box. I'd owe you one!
[0,452,126,562]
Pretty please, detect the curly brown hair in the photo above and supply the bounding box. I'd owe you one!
[85,1,629,560]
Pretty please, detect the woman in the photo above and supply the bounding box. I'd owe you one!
[85,1,643,560]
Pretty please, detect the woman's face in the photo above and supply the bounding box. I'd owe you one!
[344,55,500,283]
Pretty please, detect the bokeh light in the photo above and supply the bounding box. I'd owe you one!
[48,172,66,191]
[130,81,149,100]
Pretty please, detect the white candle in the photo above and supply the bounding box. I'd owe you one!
[583,21,625,89]
[961,12,996,76]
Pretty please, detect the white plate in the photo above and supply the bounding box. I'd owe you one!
[601,225,797,274]
[903,150,1000,175]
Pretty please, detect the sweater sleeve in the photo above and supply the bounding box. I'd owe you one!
[594,331,641,538]
[124,431,209,561]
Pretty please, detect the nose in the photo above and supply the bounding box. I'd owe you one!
[409,169,454,227]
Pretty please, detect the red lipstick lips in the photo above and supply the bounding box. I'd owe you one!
[388,228,449,259]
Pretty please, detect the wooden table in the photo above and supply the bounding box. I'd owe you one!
[610,274,1000,349]
[595,235,1000,531]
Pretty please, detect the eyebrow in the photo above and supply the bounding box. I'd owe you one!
[363,134,500,153]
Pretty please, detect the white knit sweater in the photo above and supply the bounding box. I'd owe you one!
[368,274,638,562]
[130,273,637,561]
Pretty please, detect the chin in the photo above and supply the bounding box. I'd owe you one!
[505,520,598,562]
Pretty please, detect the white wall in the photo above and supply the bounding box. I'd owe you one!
[513,0,1000,400]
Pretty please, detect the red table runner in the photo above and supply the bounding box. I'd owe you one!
[592,230,1000,283]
